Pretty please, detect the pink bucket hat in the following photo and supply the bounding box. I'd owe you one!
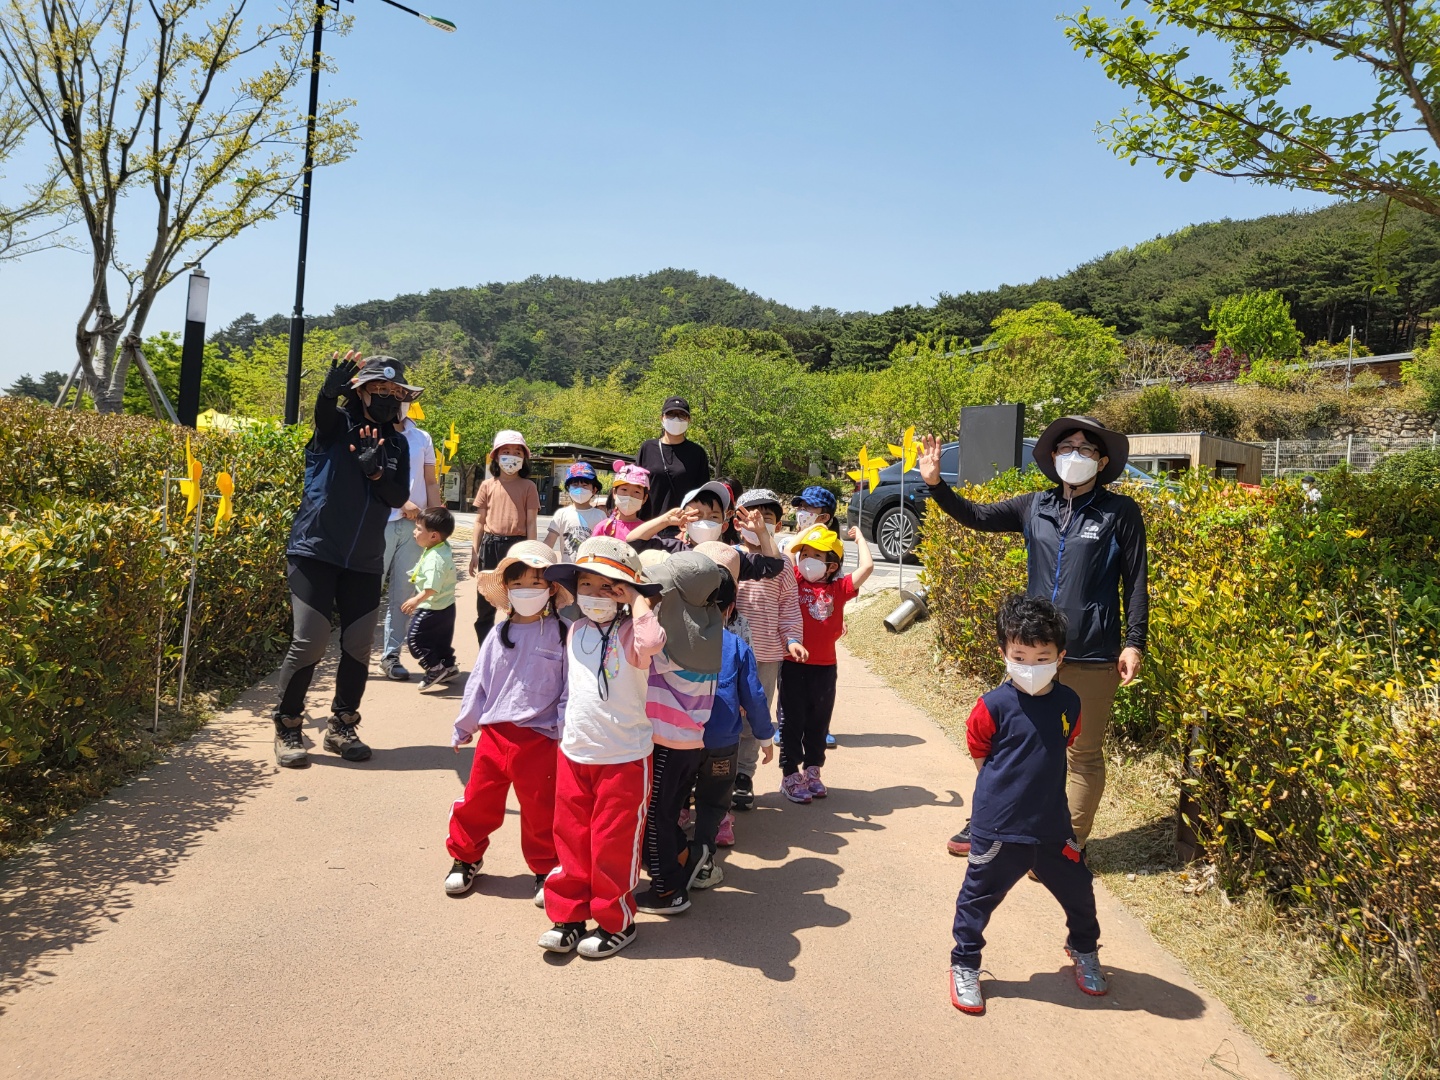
[611,459,650,488]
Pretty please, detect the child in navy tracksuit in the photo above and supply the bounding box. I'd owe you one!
[689,563,774,888]
[949,595,1107,1016]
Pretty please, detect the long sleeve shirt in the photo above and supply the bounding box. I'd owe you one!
[451,615,568,745]
[926,481,1149,662]
[705,630,775,748]
[736,564,802,663]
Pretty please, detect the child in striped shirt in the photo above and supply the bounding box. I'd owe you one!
[732,488,807,811]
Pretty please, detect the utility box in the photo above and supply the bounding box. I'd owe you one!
[958,404,1025,486]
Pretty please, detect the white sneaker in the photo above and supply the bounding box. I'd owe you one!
[444,859,480,896]
[577,924,637,959]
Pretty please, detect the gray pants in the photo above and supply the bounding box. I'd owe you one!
[738,659,782,778]
[276,557,383,719]
[380,516,421,663]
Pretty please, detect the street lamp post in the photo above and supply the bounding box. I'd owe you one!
[283,0,456,426]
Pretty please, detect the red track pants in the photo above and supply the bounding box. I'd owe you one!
[446,722,559,875]
[544,752,652,933]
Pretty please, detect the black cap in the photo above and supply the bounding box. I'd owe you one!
[351,355,422,400]
[662,396,691,417]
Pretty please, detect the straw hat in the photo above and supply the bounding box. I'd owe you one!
[477,540,560,612]
[543,536,662,597]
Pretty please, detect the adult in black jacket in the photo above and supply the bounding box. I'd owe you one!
[636,395,711,520]
[918,416,1148,848]
[273,353,417,768]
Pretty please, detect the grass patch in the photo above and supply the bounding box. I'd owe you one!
[845,593,1434,1080]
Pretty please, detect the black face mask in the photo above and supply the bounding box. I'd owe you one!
[365,393,401,423]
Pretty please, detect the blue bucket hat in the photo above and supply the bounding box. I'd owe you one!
[792,485,837,515]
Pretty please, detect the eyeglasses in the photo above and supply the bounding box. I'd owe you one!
[1056,443,1101,460]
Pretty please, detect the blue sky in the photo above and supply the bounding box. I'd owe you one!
[1,0,1335,386]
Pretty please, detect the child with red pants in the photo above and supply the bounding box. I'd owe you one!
[444,541,569,905]
[538,537,666,959]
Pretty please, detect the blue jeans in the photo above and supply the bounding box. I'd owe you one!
[380,516,422,663]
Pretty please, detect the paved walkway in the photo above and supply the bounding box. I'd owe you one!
[0,590,1286,1079]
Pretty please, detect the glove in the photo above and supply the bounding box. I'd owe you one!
[321,352,359,400]
[352,426,386,477]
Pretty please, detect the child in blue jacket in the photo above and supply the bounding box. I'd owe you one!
[688,550,774,890]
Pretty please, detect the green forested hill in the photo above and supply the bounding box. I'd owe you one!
[208,201,1440,386]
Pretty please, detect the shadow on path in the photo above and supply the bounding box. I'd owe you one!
[740,784,964,861]
[984,964,1207,1019]
[832,733,926,749]
[0,726,268,1014]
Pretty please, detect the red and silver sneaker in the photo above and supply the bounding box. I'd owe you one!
[1066,945,1109,996]
[805,765,828,798]
[780,772,812,804]
[950,965,985,1015]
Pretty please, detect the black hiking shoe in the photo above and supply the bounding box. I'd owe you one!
[732,771,754,811]
[273,715,309,768]
[323,712,371,761]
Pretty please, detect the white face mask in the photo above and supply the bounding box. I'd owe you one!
[1006,659,1059,695]
[614,494,644,516]
[662,416,690,437]
[795,509,819,531]
[577,595,618,623]
[798,557,829,583]
[739,522,776,546]
[686,519,723,544]
[567,485,593,505]
[497,453,524,475]
[507,587,550,617]
[1054,450,1099,486]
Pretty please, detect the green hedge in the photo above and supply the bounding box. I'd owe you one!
[0,399,304,785]
[919,467,1440,1033]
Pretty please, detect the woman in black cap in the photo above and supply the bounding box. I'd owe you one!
[272,352,418,768]
[918,416,1149,853]
[636,396,711,520]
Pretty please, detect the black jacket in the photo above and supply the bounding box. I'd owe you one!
[927,481,1148,663]
[287,394,411,574]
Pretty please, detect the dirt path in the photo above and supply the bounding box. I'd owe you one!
[0,591,1287,1079]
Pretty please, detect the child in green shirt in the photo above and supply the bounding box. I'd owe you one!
[402,506,459,692]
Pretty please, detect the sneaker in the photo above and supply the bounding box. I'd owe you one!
[950,964,985,1014]
[533,873,549,908]
[692,859,724,890]
[716,813,735,848]
[825,732,837,749]
[323,712,371,761]
[781,772,812,804]
[381,658,410,682]
[677,806,693,829]
[438,663,461,684]
[537,921,587,954]
[685,843,713,891]
[635,885,691,916]
[731,772,754,812]
[444,859,481,896]
[418,668,448,694]
[577,923,637,959]
[273,715,309,768]
[805,765,828,798]
[1066,946,1108,996]
[947,819,973,857]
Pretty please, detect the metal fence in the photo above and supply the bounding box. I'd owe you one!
[1256,435,1438,477]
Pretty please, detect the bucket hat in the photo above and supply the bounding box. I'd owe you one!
[1032,415,1130,486]
[543,536,662,597]
[476,540,563,613]
[351,355,422,400]
[489,429,529,461]
[644,550,723,674]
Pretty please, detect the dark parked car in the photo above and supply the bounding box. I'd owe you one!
[846,438,1158,562]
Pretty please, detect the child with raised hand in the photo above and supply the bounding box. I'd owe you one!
[445,541,568,905]
[949,595,1105,1016]
[628,482,788,582]
[778,524,872,804]
[730,488,805,812]
[689,543,774,870]
[470,430,540,646]
[402,506,460,693]
[544,462,607,561]
[591,460,650,543]
[537,537,666,959]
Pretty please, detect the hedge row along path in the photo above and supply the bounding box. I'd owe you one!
[0,589,1287,1079]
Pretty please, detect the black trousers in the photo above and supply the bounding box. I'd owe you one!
[645,745,704,894]
[692,743,738,851]
[951,835,1100,967]
[778,660,837,776]
[407,604,456,671]
[474,533,525,646]
[275,556,382,720]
